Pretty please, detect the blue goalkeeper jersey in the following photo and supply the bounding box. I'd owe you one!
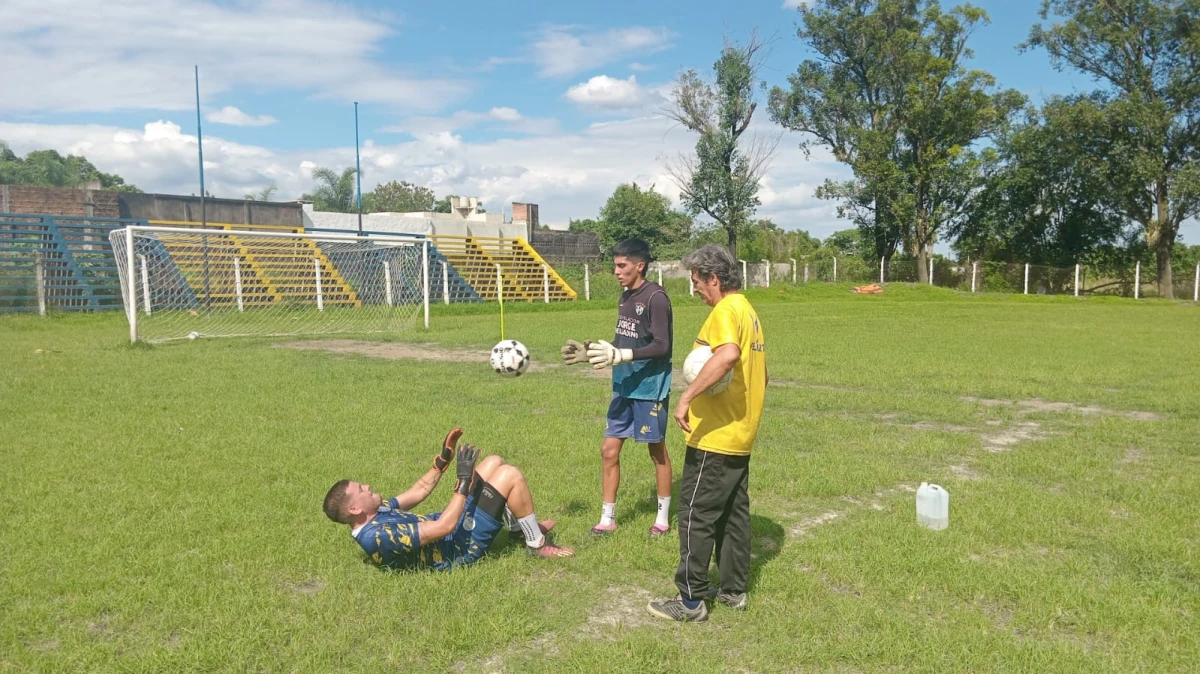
[612,281,673,401]
[353,498,453,571]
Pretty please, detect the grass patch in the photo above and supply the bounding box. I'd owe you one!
[2,289,1198,672]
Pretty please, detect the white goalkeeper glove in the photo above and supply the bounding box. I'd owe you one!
[586,340,632,370]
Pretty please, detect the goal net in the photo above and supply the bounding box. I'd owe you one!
[110,226,428,343]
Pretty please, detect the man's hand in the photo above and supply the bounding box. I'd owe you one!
[560,339,593,366]
[453,443,480,495]
[673,396,693,433]
[433,427,463,472]
[586,339,633,370]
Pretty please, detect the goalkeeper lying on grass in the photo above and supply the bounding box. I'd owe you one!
[323,428,573,570]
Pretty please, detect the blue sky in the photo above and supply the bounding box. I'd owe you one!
[0,0,1193,243]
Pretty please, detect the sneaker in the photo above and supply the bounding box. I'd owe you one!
[707,589,747,610]
[648,523,670,537]
[527,540,574,558]
[589,522,617,536]
[646,596,708,622]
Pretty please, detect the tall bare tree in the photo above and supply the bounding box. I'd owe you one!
[663,34,778,259]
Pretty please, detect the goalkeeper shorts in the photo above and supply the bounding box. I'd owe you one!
[443,480,507,567]
[604,393,669,444]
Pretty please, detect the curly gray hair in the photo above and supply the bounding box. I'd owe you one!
[682,245,741,292]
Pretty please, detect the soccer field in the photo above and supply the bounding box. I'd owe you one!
[2,285,1198,673]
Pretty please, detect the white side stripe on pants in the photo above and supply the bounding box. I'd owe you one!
[682,450,708,600]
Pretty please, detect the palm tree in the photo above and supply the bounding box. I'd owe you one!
[301,167,358,213]
[243,185,278,201]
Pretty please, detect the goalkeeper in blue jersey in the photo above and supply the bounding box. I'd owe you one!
[561,238,674,537]
[323,428,573,570]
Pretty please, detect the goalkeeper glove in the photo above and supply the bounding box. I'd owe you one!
[560,339,592,366]
[433,427,463,472]
[586,340,632,370]
[453,444,480,496]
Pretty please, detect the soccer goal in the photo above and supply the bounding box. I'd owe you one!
[109,225,429,343]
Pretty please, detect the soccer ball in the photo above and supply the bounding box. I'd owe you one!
[187,331,199,340]
[682,345,732,395]
[490,339,531,377]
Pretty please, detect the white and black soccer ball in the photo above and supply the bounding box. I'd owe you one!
[682,345,732,395]
[490,339,531,377]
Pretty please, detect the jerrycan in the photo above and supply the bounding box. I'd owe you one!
[916,483,949,530]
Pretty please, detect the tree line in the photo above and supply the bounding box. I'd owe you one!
[0,141,141,193]
[653,0,1199,299]
[297,166,483,216]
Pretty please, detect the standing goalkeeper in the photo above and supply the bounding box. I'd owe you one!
[561,238,674,537]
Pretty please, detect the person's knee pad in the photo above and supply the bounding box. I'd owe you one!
[476,480,508,520]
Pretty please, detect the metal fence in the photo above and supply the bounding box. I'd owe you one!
[1,214,136,313]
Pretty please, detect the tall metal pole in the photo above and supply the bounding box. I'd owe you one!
[355,102,363,236]
[195,65,211,313]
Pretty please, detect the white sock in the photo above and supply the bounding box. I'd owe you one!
[504,507,520,533]
[518,513,544,548]
[599,502,617,527]
[655,496,671,528]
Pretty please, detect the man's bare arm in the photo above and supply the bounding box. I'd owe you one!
[392,467,444,511]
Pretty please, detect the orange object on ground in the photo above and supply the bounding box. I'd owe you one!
[852,284,883,295]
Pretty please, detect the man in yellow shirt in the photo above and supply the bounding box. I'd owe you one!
[647,245,767,623]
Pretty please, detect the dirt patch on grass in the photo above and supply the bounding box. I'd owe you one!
[284,579,325,596]
[950,463,983,480]
[1121,447,1144,463]
[86,614,116,640]
[789,511,844,538]
[961,396,1161,421]
[277,339,613,379]
[579,585,661,638]
[981,422,1047,452]
[26,638,60,652]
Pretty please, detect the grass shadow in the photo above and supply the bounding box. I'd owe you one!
[746,514,785,593]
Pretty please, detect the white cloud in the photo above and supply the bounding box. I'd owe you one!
[0,116,860,239]
[0,0,467,113]
[565,75,663,111]
[533,26,673,78]
[629,63,654,72]
[205,106,277,127]
[383,107,561,136]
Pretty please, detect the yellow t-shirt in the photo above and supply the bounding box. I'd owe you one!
[684,293,766,456]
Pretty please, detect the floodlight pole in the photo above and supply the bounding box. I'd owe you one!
[195,65,211,314]
[355,102,363,236]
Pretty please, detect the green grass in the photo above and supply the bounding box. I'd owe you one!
[2,286,1198,672]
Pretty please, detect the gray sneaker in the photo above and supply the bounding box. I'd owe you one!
[646,596,708,622]
[710,590,747,610]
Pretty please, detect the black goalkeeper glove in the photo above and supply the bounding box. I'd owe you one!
[433,427,463,472]
[453,443,480,496]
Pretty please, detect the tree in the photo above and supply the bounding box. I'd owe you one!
[770,1,1022,281]
[0,141,141,192]
[1024,0,1200,299]
[770,0,921,263]
[952,101,1131,266]
[574,183,693,256]
[301,167,358,213]
[664,34,777,258]
[824,228,865,258]
[244,185,278,201]
[737,219,823,262]
[364,180,435,213]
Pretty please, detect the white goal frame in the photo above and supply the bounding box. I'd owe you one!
[111,225,430,343]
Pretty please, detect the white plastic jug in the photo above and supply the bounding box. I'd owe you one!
[916,482,949,530]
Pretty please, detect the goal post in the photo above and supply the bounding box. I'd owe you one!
[110,225,429,343]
